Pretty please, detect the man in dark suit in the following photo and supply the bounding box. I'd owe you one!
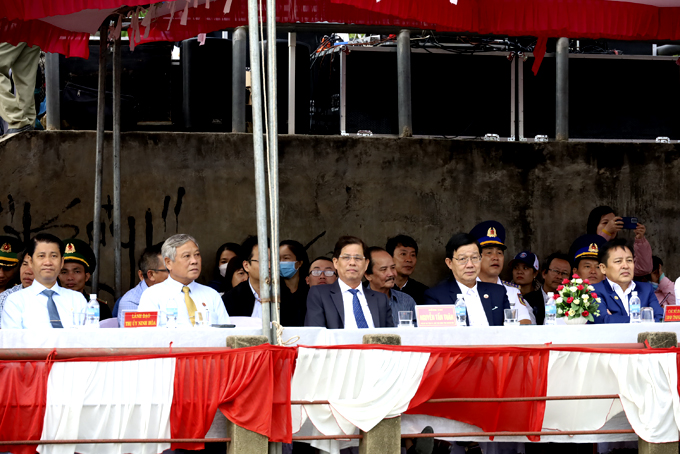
[304,236,394,329]
[424,233,509,326]
[522,252,572,325]
[592,239,663,324]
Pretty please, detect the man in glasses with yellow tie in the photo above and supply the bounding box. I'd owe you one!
[138,234,230,327]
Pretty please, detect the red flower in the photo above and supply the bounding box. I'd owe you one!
[567,297,574,303]
[557,285,564,291]
[577,285,584,290]
[572,274,580,279]
[553,293,560,300]
[582,311,589,317]
[591,292,598,298]
[583,279,590,285]
[562,279,570,284]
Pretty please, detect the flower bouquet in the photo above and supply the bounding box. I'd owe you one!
[553,274,602,324]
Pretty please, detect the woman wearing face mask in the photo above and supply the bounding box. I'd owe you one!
[650,256,675,306]
[208,243,242,292]
[279,240,310,326]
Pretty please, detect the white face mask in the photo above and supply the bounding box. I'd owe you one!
[219,262,229,277]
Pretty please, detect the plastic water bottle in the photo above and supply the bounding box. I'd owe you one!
[455,294,467,326]
[629,291,641,324]
[166,299,178,329]
[85,293,100,328]
[544,292,557,325]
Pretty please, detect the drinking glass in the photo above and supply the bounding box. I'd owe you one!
[504,308,518,326]
[71,311,86,328]
[398,311,413,328]
[640,307,655,324]
[196,309,211,328]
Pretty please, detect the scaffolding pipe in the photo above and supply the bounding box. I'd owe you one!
[91,23,108,293]
[112,36,123,301]
[556,37,569,142]
[232,26,247,133]
[44,52,60,130]
[247,0,272,343]
[266,0,281,339]
[397,29,412,137]
[288,32,296,134]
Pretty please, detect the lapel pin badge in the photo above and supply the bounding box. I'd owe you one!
[483,294,489,299]
[614,296,619,300]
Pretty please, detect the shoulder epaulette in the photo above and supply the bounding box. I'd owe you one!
[502,280,520,289]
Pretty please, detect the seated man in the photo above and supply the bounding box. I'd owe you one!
[364,246,417,326]
[305,256,337,287]
[59,238,112,320]
[0,250,34,325]
[305,236,394,329]
[592,239,663,324]
[424,233,510,326]
[2,233,87,329]
[117,243,168,327]
[568,234,606,285]
[386,235,429,305]
[138,234,230,326]
[523,252,572,325]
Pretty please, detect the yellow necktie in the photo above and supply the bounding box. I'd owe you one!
[182,286,198,326]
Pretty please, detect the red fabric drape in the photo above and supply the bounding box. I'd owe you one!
[0,17,90,58]
[0,360,53,454]
[171,345,296,449]
[0,0,173,22]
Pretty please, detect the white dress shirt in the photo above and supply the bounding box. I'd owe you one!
[457,280,489,327]
[249,280,263,319]
[338,279,375,329]
[1,280,88,329]
[138,276,230,327]
[607,278,636,315]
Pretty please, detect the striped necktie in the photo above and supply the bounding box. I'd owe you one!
[42,289,63,328]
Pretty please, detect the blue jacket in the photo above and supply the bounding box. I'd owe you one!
[423,276,510,326]
[592,279,663,324]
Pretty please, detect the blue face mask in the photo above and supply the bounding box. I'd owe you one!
[280,261,298,279]
[651,281,659,291]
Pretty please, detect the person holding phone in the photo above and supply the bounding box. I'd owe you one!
[586,206,652,276]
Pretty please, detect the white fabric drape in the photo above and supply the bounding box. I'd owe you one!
[39,358,176,454]
[291,347,430,435]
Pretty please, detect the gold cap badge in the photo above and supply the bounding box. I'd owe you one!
[1,243,11,253]
[588,243,599,253]
[487,227,497,238]
[65,243,76,254]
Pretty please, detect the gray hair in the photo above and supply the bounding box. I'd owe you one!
[162,234,199,262]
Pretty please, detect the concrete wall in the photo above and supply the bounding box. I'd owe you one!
[1,131,678,304]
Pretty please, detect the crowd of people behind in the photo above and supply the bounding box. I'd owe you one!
[0,205,676,329]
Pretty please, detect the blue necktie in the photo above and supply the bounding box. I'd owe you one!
[348,289,368,329]
[42,289,63,328]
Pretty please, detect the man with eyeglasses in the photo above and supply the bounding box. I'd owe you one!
[469,221,535,325]
[305,236,394,329]
[117,243,168,327]
[424,233,510,326]
[306,256,337,287]
[523,252,572,324]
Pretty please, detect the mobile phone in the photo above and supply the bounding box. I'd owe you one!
[621,217,638,230]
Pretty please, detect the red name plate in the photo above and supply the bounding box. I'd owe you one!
[124,311,159,328]
[664,306,680,323]
[415,305,457,327]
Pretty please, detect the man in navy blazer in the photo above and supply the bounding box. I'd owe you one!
[592,239,663,324]
[424,233,510,326]
[305,236,394,329]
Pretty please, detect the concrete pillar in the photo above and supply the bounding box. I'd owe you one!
[360,333,401,454]
[232,26,247,133]
[555,37,569,142]
[637,332,677,454]
[45,52,60,130]
[396,29,412,138]
[226,335,269,454]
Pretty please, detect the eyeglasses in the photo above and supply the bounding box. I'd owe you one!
[150,268,169,273]
[452,255,482,265]
[338,255,365,263]
[548,268,570,278]
[310,270,336,277]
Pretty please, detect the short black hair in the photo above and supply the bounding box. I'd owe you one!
[541,252,571,273]
[241,235,270,261]
[445,233,480,259]
[652,256,663,272]
[280,240,309,266]
[598,238,634,265]
[221,255,246,293]
[332,236,368,259]
[385,235,419,256]
[215,242,242,266]
[586,206,615,235]
[365,246,386,276]
[310,256,333,267]
[26,233,64,257]
[139,242,164,274]
[17,250,28,265]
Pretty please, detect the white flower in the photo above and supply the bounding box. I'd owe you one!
[556,297,563,304]
[588,285,595,291]
[570,286,578,292]
[582,294,589,301]
[596,298,601,303]
[576,279,583,284]
[568,309,575,316]
[558,309,563,315]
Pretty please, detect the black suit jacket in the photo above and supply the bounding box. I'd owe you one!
[304,280,395,329]
[524,290,546,325]
[222,280,255,316]
[221,279,306,326]
[423,276,510,326]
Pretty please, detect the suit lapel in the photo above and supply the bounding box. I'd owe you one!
[478,283,496,324]
[603,279,627,315]
[364,289,381,327]
[329,281,345,328]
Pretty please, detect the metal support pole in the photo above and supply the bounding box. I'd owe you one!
[266,0,280,338]
[510,56,516,141]
[396,29,412,138]
[287,32,296,134]
[556,37,569,142]
[232,26,247,133]
[112,37,122,301]
[45,53,60,130]
[339,51,347,135]
[518,57,524,141]
[92,24,107,293]
[247,0,272,343]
